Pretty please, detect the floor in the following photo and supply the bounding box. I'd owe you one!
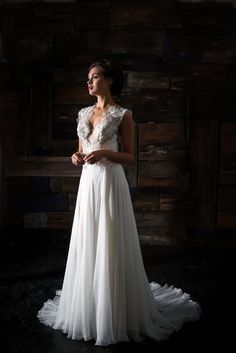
[0,230,235,353]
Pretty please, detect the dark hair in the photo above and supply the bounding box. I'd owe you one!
[88,59,124,98]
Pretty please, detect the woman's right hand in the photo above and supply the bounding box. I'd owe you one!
[71,152,85,166]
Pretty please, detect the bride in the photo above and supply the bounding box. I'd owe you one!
[37,59,201,346]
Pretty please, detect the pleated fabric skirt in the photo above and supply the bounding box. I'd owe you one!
[37,162,201,346]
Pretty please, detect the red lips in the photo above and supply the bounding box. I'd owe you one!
[88,86,93,90]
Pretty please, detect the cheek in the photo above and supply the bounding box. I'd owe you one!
[96,79,107,90]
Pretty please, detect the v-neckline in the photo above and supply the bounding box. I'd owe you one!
[88,104,118,131]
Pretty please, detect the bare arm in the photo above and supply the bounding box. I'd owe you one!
[78,139,83,154]
[84,110,135,165]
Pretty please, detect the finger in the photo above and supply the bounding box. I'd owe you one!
[84,154,94,162]
[73,155,83,162]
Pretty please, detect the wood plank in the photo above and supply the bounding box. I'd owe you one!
[111,31,165,56]
[127,71,169,89]
[54,84,93,105]
[190,118,220,228]
[50,177,79,193]
[24,212,47,229]
[18,88,33,155]
[217,185,236,213]
[87,31,111,55]
[17,14,74,34]
[134,90,184,121]
[52,139,77,156]
[8,34,53,62]
[0,128,4,228]
[160,195,178,211]
[47,211,73,229]
[53,33,86,59]
[138,228,177,245]
[6,157,83,177]
[138,122,187,146]
[220,122,236,155]
[139,145,188,162]
[111,3,181,29]
[135,211,171,228]
[53,121,78,139]
[201,36,236,64]
[74,3,110,30]
[132,193,160,211]
[139,161,181,177]
[217,212,236,228]
[138,174,189,192]
[8,192,69,212]
[219,171,236,185]
[53,104,83,122]
[68,193,77,212]
[6,177,31,193]
[32,69,52,153]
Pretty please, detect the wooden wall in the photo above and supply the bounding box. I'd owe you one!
[1,0,236,247]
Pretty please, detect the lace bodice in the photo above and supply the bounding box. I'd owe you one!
[77,104,129,155]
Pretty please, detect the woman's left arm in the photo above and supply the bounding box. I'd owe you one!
[83,110,134,165]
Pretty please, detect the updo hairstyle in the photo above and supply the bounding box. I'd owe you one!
[88,59,124,98]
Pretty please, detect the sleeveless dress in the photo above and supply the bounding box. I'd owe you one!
[37,104,201,346]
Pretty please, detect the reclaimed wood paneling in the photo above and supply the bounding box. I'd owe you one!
[217,122,236,227]
[53,34,87,60]
[6,177,31,193]
[32,69,53,153]
[74,3,110,30]
[50,177,79,193]
[17,14,74,34]
[138,174,189,192]
[6,157,83,177]
[54,84,93,105]
[111,3,181,29]
[190,118,220,228]
[18,88,33,156]
[139,146,188,164]
[10,34,53,62]
[1,0,236,244]
[220,123,236,155]
[52,139,77,156]
[87,31,111,55]
[47,211,73,229]
[127,71,169,89]
[138,122,187,146]
[111,31,165,56]
[132,193,160,212]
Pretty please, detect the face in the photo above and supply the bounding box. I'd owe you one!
[87,66,112,96]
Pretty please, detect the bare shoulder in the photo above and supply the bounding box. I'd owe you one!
[123,109,133,118]
[120,109,134,133]
[121,108,133,124]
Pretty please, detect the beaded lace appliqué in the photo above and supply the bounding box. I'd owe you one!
[76,105,128,168]
[77,105,127,146]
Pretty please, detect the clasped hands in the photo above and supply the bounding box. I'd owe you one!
[71,150,106,166]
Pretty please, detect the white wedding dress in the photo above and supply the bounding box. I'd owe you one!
[37,104,201,346]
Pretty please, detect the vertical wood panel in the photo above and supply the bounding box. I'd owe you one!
[32,69,52,154]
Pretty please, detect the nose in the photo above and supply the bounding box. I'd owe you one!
[87,78,93,85]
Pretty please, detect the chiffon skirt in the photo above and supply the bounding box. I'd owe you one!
[37,162,201,346]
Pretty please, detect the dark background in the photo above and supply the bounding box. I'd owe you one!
[0,0,236,352]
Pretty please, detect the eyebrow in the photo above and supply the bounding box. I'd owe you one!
[87,73,101,79]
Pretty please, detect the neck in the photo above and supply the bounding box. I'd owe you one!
[95,95,115,109]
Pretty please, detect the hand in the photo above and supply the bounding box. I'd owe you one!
[83,150,107,164]
[71,152,85,166]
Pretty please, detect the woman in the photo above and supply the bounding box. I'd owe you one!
[37,59,201,346]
